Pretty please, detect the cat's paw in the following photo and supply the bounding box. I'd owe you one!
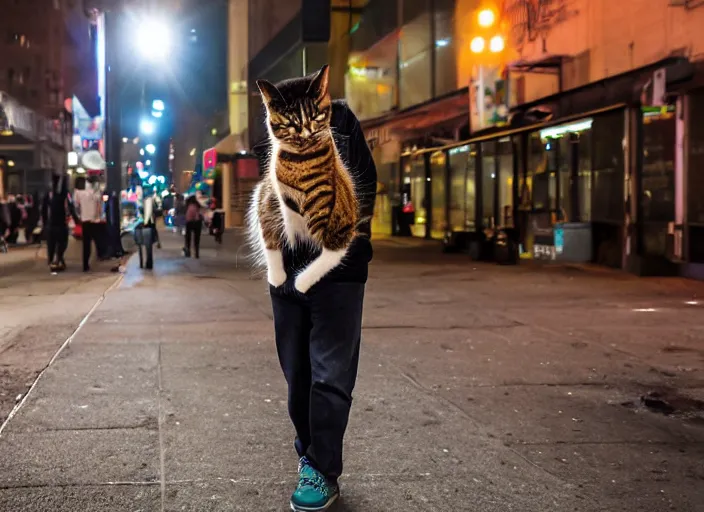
[267,267,287,288]
[294,273,314,294]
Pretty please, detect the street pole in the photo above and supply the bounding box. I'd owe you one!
[103,7,124,257]
[104,9,122,195]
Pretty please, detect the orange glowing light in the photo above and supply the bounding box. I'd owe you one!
[478,9,495,27]
[470,36,485,53]
[489,35,505,53]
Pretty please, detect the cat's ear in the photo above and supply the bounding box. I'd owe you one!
[256,79,285,106]
[307,64,330,103]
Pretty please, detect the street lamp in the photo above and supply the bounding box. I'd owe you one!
[135,20,172,62]
[140,119,155,135]
[145,143,156,154]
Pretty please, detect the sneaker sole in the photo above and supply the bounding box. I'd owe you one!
[290,493,339,512]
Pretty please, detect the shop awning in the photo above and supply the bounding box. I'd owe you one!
[510,56,693,120]
[361,87,469,134]
[214,132,245,156]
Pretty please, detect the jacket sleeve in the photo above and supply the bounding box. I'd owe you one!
[346,107,377,239]
[41,195,49,225]
[67,194,80,224]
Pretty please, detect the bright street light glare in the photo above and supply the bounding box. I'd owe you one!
[152,99,165,111]
[140,148,145,156]
[136,20,171,61]
[145,144,156,154]
[151,110,163,118]
[146,159,152,166]
[140,119,155,135]
[478,9,495,27]
[470,36,485,53]
[489,35,505,53]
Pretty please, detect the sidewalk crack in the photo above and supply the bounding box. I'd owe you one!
[157,334,166,512]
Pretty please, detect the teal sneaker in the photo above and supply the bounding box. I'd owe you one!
[290,457,340,511]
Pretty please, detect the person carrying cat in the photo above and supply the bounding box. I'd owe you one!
[250,64,377,511]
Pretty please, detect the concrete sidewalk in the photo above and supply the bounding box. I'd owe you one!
[0,230,703,511]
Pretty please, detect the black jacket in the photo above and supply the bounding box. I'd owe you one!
[253,100,377,284]
[42,190,78,228]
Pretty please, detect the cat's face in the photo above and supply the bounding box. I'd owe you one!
[256,65,332,149]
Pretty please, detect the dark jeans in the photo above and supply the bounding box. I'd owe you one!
[185,221,201,258]
[47,226,69,265]
[81,222,100,271]
[270,281,365,482]
[137,226,155,270]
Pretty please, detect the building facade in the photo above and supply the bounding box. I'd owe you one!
[345,0,704,278]
[1,0,98,195]
[238,0,704,277]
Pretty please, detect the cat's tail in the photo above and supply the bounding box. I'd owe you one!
[245,182,267,270]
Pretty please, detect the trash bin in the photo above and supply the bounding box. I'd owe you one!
[494,228,519,265]
[554,222,592,263]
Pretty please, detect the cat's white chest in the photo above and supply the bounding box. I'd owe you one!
[280,202,308,247]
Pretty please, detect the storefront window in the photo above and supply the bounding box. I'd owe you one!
[528,133,551,212]
[688,91,704,261]
[481,141,496,227]
[558,136,571,221]
[497,138,514,227]
[433,0,457,97]
[578,130,592,221]
[372,162,396,236]
[641,106,676,256]
[405,155,427,237]
[690,94,704,225]
[345,42,398,120]
[399,10,432,109]
[429,150,447,239]
[591,112,624,224]
[448,145,474,231]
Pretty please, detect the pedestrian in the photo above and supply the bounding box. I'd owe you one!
[42,174,77,272]
[134,195,159,270]
[174,193,186,234]
[0,195,10,252]
[73,176,103,272]
[6,195,20,244]
[251,66,377,511]
[209,197,224,244]
[184,195,202,258]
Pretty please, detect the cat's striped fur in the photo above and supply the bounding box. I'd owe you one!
[248,65,359,293]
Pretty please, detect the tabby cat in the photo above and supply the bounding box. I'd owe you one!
[248,65,359,293]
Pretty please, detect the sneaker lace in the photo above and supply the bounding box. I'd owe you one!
[299,471,329,494]
[298,460,330,495]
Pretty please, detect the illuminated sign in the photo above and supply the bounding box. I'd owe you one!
[203,148,217,170]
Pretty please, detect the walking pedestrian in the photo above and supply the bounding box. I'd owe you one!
[184,195,202,258]
[251,69,377,511]
[136,195,161,270]
[42,174,77,272]
[0,195,9,252]
[74,177,103,272]
[6,195,20,244]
